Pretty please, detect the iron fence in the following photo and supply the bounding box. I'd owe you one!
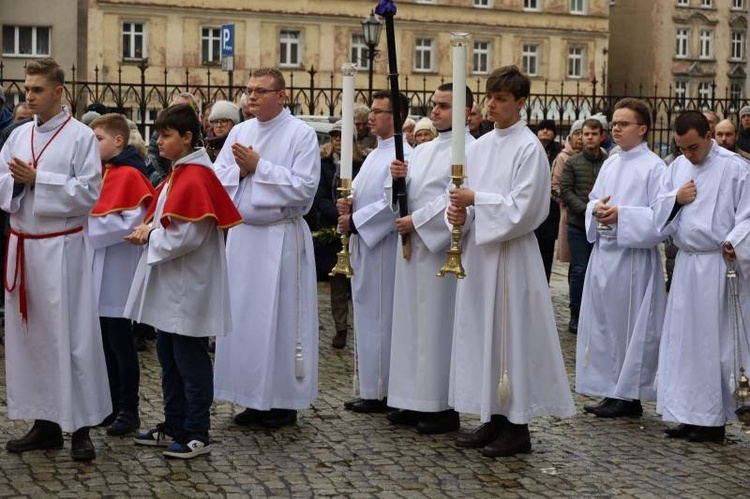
[2,61,747,155]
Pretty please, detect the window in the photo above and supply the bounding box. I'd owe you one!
[523,0,540,11]
[474,0,491,6]
[279,30,301,67]
[567,46,584,78]
[732,0,745,9]
[414,37,434,72]
[676,29,689,58]
[700,0,712,6]
[351,34,370,70]
[677,0,688,5]
[201,27,221,65]
[2,25,50,57]
[122,22,146,61]
[674,81,688,108]
[522,43,539,77]
[570,0,586,14]
[698,81,713,110]
[699,30,713,59]
[473,41,490,74]
[730,82,743,110]
[731,31,745,60]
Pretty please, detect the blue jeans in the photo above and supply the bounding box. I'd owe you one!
[567,224,593,311]
[155,331,212,439]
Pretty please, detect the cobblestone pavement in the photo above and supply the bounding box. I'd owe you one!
[1,260,749,497]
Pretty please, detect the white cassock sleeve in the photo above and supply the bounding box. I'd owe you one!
[724,164,750,277]
[472,144,549,246]
[33,132,102,217]
[353,184,397,249]
[616,163,666,248]
[250,135,320,209]
[146,218,215,265]
[652,165,684,237]
[0,134,25,213]
[88,207,148,250]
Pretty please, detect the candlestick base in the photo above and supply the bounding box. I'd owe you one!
[437,164,467,279]
[330,181,354,278]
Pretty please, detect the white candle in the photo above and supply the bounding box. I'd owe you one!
[451,33,470,166]
[340,63,357,180]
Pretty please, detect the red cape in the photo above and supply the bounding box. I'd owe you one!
[145,164,242,230]
[91,164,155,216]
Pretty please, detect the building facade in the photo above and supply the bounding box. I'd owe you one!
[609,0,749,108]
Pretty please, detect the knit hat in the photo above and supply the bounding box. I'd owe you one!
[81,111,101,125]
[329,120,343,135]
[414,117,437,138]
[537,119,557,135]
[591,112,608,130]
[740,106,750,118]
[209,100,240,124]
[569,118,585,136]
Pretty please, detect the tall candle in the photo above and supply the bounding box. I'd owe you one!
[451,33,470,165]
[340,63,357,180]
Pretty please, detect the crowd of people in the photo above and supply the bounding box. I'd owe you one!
[1,58,750,466]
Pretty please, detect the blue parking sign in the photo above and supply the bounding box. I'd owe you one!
[221,24,235,58]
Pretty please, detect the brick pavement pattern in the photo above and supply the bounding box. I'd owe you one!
[1,261,749,497]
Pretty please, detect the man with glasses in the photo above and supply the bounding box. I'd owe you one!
[213,67,320,430]
[337,90,412,413]
[575,98,667,419]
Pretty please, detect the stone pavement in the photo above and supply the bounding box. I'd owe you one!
[1,260,749,497]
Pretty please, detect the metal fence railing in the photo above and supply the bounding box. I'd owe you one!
[2,61,746,156]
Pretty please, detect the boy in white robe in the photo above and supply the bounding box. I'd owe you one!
[447,65,575,458]
[655,110,750,443]
[575,98,667,418]
[387,83,474,433]
[213,68,320,429]
[1,59,110,461]
[125,104,242,459]
[88,113,155,436]
[337,90,413,413]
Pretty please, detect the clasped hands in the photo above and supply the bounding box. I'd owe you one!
[8,157,37,185]
[232,143,259,178]
[124,223,153,246]
[593,195,618,224]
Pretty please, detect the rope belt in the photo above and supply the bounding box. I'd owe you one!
[4,226,84,323]
[244,216,301,227]
[680,248,721,255]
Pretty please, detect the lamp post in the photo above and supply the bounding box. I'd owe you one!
[361,10,383,104]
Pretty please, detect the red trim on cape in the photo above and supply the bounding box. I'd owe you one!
[91,164,155,216]
[144,164,242,230]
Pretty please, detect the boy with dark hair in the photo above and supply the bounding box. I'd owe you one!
[447,65,574,457]
[656,110,750,443]
[124,104,242,459]
[88,113,155,436]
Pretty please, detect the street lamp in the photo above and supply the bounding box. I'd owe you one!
[361,10,383,104]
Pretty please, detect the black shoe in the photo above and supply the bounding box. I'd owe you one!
[233,408,270,426]
[71,427,96,461]
[332,330,347,349]
[568,307,579,334]
[262,409,297,429]
[344,398,361,410]
[482,423,532,457]
[664,423,696,439]
[593,399,642,418]
[6,420,63,453]
[455,415,507,448]
[416,410,460,435]
[583,398,615,414]
[687,425,725,443]
[96,412,117,428]
[348,399,389,414]
[106,411,141,436]
[387,409,424,426]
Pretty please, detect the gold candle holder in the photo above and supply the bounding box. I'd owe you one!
[330,178,354,278]
[437,164,466,279]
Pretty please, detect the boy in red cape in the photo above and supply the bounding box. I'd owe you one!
[88,113,154,437]
[124,104,241,459]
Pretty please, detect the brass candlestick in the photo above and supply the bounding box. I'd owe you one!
[330,178,354,278]
[437,164,466,279]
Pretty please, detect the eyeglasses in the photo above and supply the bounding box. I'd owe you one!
[245,87,280,97]
[210,119,233,126]
[370,109,392,116]
[611,121,644,129]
